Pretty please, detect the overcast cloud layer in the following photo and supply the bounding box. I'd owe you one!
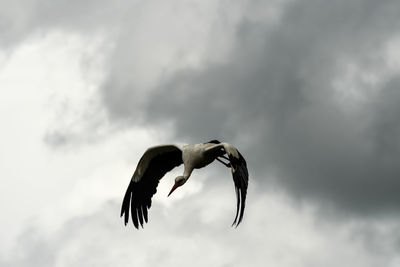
[2,0,400,266]
[101,0,400,216]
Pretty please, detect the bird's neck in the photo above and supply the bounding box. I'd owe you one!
[183,168,193,181]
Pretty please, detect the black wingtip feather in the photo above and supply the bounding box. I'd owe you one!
[238,164,248,226]
[228,149,249,228]
[131,204,139,229]
[232,187,241,227]
[121,181,133,226]
[137,205,144,228]
[143,206,148,223]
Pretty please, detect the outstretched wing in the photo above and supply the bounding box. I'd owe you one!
[120,145,183,229]
[223,143,249,227]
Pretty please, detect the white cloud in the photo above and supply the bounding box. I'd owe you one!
[3,188,398,267]
[0,31,153,254]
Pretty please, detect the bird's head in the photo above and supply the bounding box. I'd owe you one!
[168,176,187,197]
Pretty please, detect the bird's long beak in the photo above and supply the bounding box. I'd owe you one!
[168,182,179,197]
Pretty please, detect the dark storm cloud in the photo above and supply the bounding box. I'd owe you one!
[3,0,400,217]
[98,0,400,217]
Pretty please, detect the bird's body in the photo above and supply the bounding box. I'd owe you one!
[182,143,223,171]
[121,140,248,229]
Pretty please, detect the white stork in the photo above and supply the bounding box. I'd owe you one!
[120,140,249,229]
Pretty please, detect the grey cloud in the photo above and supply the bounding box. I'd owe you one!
[4,0,400,220]
[4,0,400,266]
[97,0,400,217]
[0,0,125,48]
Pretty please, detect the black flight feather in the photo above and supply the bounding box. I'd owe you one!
[227,149,249,227]
[120,146,183,229]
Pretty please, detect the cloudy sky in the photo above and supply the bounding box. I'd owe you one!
[2,0,400,266]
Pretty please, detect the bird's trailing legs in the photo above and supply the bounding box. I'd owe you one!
[217,157,231,168]
[220,155,230,161]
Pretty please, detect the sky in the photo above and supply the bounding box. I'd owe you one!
[1,0,400,266]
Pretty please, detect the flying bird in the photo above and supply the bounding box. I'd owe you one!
[120,140,249,229]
